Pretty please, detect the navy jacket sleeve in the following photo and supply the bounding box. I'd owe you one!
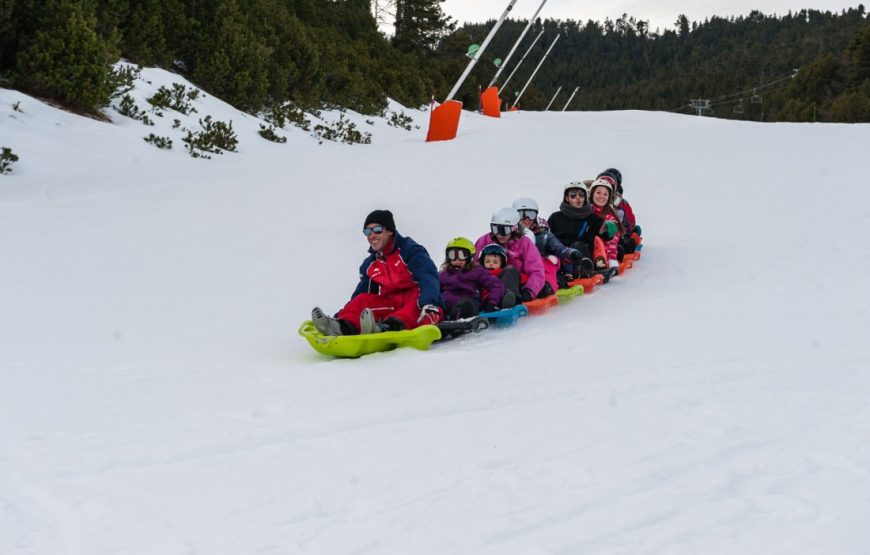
[351,254,375,299]
[401,236,445,308]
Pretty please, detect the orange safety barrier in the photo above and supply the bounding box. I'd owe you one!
[426,100,463,142]
[480,86,501,118]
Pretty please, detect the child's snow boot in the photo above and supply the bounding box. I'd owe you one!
[500,290,517,309]
[579,257,594,278]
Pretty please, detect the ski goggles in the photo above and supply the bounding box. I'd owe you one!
[490,223,516,236]
[446,248,470,261]
[363,225,385,236]
[566,190,586,199]
[518,209,538,220]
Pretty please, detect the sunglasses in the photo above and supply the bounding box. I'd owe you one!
[490,223,516,236]
[566,190,586,199]
[363,225,385,236]
[446,248,469,261]
[518,209,538,220]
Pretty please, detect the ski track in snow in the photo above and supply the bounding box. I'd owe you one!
[3,67,870,554]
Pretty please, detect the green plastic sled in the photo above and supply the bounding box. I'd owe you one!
[298,321,442,358]
[556,284,585,304]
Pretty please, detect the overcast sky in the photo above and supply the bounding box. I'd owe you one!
[441,0,863,33]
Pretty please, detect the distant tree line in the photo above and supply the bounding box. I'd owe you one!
[451,7,869,122]
[0,1,867,122]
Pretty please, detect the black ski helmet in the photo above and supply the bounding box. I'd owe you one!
[599,168,623,194]
[480,243,508,267]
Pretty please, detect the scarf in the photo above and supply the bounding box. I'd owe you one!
[559,201,593,220]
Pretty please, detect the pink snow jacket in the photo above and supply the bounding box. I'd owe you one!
[474,232,546,297]
[591,205,621,262]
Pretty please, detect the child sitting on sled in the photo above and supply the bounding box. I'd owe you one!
[479,243,524,308]
[439,237,511,319]
[475,208,553,302]
[597,168,642,256]
[588,178,625,269]
[512,196,589,289]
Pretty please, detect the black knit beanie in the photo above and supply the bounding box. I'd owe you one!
[364,209,396,232]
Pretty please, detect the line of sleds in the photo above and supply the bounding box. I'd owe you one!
[298,251,641,358]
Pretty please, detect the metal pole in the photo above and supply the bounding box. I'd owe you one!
[511,34,560,109]
[544,86,562,111]
[445,0,519,101]
[501,29,544,91]
[488,0,549,88]
[562,86,579,111]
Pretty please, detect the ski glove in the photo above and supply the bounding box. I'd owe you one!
[417,304,441,324]
[567,249,582,264]
[483,301,499,313]
[601,220,618,240]
[521,288,533,302]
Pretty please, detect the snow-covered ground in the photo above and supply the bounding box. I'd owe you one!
[2,67,870,554]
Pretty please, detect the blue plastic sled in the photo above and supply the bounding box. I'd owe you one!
[479,304,529,328]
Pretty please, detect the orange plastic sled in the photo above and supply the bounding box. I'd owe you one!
[426,100,463,142]
[480,86,501,118]
[618,258,633,274]
[569,274,604,294]
[523,294,559,316]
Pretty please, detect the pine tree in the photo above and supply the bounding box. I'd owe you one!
[848,25,870,83]
[14,0,118,112]
[122,0,168,65]
[393,0,454,54]
[192,0,271,111]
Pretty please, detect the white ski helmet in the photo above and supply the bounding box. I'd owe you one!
[491,207,520,226]
[564,180,587,193]
[511,197,539,213]
[588,178,613,201]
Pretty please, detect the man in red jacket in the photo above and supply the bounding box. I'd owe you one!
[312,210,444,336]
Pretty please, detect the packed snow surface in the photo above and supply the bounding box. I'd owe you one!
[2,68,870,554]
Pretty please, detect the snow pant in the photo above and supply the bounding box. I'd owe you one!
[542,255,561,292]
[498,266,522,305]
[602,233,619,264]
[593,236,609,268]
[445,297,480,320]
[337,288,442,332]
[567,241,594,278]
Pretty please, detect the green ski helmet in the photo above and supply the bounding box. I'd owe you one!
[445,236,475,256]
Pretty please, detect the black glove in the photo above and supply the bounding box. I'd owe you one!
[521,288,533,302]
[634,224,642,236]
[483,301,498,312]
[567,249,582,263]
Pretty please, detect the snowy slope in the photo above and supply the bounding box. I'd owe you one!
[2,67,870,554]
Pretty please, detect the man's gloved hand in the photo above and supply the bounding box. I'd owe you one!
[521,288,533,302]
[417,304,441,324]
[567,249,582,263]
